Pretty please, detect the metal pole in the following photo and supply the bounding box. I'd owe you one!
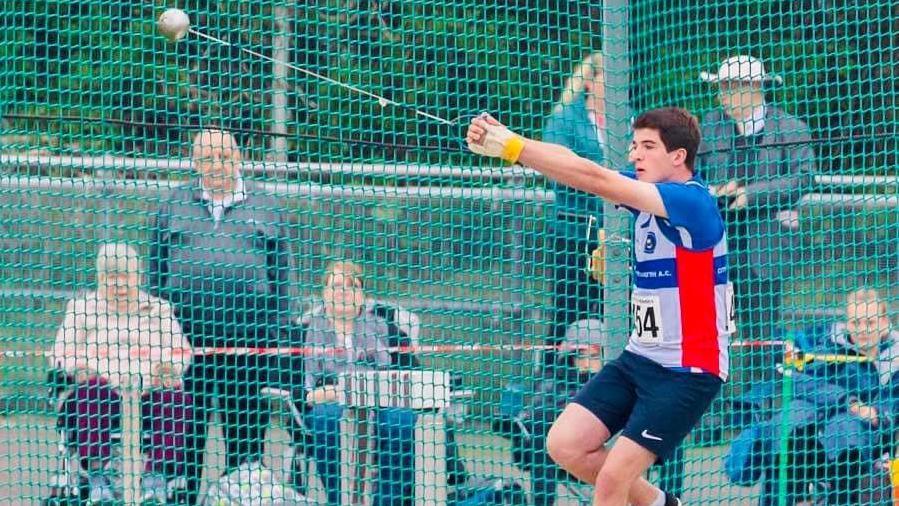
[602,0,632,354]
[270,4,290,165]
[120,376,143,505]
[777,343,796,506]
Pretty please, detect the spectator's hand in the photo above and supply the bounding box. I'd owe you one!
[712,180,741,197]
[729,187,748,210]
[306,385,340,405]
[850,401,879,426]
[466,114,524,163]
[151,363,182,389]
[589,243,606,282]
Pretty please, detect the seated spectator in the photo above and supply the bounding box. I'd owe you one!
[725,287,898,505]
[48,243,193,503]
[298,260,416,506]
[511,319,685,505]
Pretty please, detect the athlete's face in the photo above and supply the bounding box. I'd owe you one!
[627,128,686,183]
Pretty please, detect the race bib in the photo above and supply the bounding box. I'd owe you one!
[725,282,737,334]
[631,294,664,345]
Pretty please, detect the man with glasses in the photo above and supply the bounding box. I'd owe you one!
[148,129,295,505]
[698,55,815,348]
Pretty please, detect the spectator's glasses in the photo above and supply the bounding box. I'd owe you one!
[324,276,364,291]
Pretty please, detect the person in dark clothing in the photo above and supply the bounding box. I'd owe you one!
[148,128,294,505]
[698,54,815,346]
[696,55,816,443]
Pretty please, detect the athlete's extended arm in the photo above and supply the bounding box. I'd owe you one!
[466,114,667,217]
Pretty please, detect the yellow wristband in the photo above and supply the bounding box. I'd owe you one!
[501,135,525,164]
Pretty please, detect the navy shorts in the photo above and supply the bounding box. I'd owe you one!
[572,350,722,460]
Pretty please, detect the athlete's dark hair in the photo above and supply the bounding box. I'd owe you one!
[633,107,702,172]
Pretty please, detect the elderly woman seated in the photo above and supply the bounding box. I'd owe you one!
[726,287,899,505]
[48,243,193,504]
[297,260,417,506]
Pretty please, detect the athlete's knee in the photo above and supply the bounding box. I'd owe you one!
[546,423,573,466]
[546,421,591,467]
[593,464,637,500]
[547,405,610,469]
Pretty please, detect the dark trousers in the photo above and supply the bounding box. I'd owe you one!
[732,264,783,344]
[182,354,271,505]
[546,236,602,354]
[59,378,193,476]
[729,264,783,410]
[654,444,686,498]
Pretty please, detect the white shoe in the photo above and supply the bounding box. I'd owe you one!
[141,472,169,504]
[664,492,683,506]
[87,472,117,503]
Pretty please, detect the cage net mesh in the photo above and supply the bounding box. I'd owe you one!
[0,1,896,504]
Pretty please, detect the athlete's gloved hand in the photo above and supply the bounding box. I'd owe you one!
[466,113,526,163]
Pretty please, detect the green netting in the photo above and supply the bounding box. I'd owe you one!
[1,1,897,504]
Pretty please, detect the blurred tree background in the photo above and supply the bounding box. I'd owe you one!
[0,0,895,174]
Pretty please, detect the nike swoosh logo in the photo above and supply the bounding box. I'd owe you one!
[641,429,663,441]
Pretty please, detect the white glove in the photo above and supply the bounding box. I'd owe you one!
[466,115,525,163]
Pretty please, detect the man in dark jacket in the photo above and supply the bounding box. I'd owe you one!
[148,128,294,504]
[696,55,816,443]
[698,54,816,344]
[512,319,606,506]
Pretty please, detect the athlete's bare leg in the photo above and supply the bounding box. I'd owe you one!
[547,403,662,506]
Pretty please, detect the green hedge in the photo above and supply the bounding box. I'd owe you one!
[1,1,895,172]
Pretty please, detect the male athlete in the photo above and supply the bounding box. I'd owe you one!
[467,107,733,506]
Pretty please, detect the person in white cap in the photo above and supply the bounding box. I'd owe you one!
[697,56,815,424]
[698,55,814,343]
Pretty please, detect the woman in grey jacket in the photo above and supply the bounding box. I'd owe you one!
[299,261,416,506]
